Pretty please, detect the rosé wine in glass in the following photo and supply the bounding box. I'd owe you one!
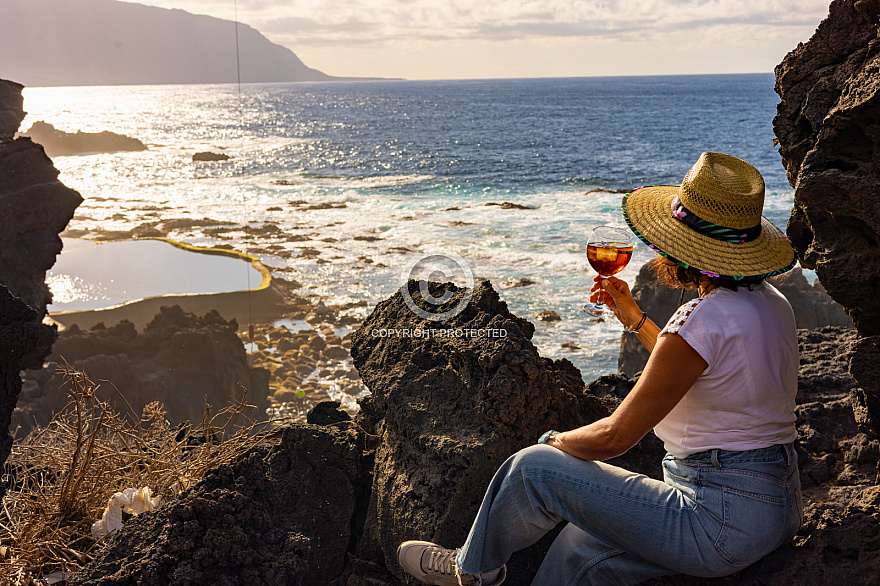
[583,226,634,318]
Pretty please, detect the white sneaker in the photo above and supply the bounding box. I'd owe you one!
[397,541,506,586]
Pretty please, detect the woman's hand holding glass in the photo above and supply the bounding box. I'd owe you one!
[589,275,642,329]
[583,226,634,317]
[591,276,661,352]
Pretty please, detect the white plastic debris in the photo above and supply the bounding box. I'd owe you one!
[43,571,71,585]
[91,486,163,538]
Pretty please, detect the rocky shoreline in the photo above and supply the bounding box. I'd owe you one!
[66,281,878,586]
[1,0,879,584]
[18,121,147,158]
[14,299,372,441]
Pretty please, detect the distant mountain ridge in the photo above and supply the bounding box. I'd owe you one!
[0,0,355,87]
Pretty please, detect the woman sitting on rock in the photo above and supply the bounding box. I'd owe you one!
[397,152,803,585]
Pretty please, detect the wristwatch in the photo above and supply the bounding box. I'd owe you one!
[538,430,560,444]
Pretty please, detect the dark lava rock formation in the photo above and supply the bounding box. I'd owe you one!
[192,151,230,162]
[773,0,880,436]
[619,264,851,377]
[0,81,82,313]
[72,281,662,585]
[13,307,271,437]
[0,78,80,493]
[0,286,56,499]
[20,120,147,157]
[0,79,25,136]
[70,422,367,586]
[73,282,880,585]
[348,281,661,584]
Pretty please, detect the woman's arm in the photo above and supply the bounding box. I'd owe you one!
[590,275,660,352]
[545,331,708,460]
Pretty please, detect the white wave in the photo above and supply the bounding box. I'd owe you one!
[265,173,434,190]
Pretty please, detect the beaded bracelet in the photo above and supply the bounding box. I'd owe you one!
[625,312,647,333]
[538,430,560,444]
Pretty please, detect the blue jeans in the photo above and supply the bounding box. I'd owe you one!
[456,443,802,585]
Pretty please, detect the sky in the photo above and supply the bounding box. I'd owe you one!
[131,0,830,80]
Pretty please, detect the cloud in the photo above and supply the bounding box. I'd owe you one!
[137,0,830,46]
[259,16,376,35]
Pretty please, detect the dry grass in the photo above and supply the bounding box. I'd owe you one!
[0,363,277,584]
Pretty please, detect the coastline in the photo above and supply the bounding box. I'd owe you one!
[6,7,880,578]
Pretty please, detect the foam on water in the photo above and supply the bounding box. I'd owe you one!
[26,76,797,382]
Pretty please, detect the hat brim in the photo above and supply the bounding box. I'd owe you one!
[623,186,797,281]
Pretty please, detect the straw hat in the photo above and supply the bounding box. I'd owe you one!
[622,152,796,282]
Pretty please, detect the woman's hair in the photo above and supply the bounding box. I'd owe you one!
[648,256,760,292]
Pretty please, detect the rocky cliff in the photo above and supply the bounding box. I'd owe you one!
[70,281,661,585]
[0,80,82,313]
[72,282,879,585]
[348,281,663,584]
[0,78,81,495]
[0,286,57,499]
[773,0,880,437]
[13,307,272,438]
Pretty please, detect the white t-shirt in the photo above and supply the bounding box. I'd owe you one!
[652,282,799,458]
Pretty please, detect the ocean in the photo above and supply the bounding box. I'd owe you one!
[24,74,797,383]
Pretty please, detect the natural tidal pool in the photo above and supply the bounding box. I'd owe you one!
[48,238,264,312]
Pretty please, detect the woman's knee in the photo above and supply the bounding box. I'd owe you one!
[505,444,565,477]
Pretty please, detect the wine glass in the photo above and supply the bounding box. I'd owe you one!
[583,226,634,317]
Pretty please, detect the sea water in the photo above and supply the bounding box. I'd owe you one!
[48,238,263,312]
[23,74,795,382]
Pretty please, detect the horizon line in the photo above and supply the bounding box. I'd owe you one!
[18,71,775,90]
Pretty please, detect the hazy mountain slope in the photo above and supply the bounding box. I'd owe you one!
[0,0,334,86]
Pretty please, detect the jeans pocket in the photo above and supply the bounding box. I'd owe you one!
[713,485,789,567]
[662,459,700,510]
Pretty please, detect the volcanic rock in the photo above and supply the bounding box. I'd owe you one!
[770,267,853,329]
[535,309,561,322]
[773,0,880,435]
[0,79,80,492]
[793,327,863,488]
[501,277,536,288]
[323,345,349,359]
[70,284,880,585]
[307,400,352,426]
[21,121,147,157]
[0,79,25,136]
[483,202,534,210]
[69,422,368,586]
[13,306,271,436]
[0,83,83,314]
[0,285,56,499]
[192,151,230,162]
[348,280,658,584]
